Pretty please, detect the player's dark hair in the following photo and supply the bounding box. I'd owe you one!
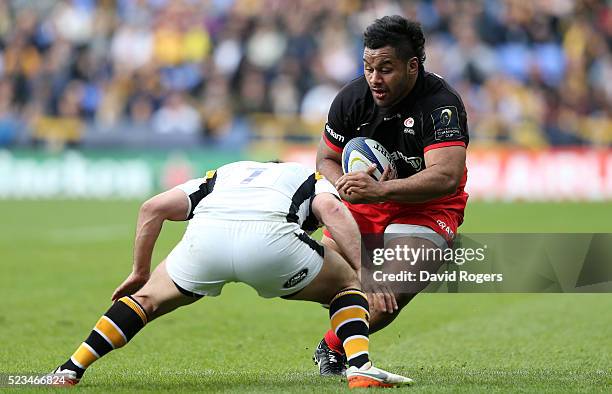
[363,15,426,65]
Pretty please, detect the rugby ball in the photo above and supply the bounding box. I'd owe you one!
[342,137,396,180]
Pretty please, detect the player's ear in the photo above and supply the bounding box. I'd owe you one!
[407,56,419,76]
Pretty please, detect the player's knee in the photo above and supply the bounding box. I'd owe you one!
[321,236,341,254]
[338,267,360,291]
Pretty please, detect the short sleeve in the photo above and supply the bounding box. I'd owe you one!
[422,96,469,153]
[323,90,354,153]
[173,178,206,196]
[314,173,340,199]
[172,170,217,219]
[301,173,341,232]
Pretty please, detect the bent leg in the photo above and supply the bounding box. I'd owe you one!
[321,233,444,333]
[366,236,443,334]
[56,259,201,381]
[287,245,371,369]
[287,244,360,304]
[317,233,444,357]
[131,259,201,321]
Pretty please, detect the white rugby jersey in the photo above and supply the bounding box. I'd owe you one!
[174,161,339,231]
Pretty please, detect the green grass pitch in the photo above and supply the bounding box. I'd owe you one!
[1,200,611,393]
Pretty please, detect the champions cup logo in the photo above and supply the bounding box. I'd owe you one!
[440,109,452,126]
[431,106,461,141]
[404,117,414,128]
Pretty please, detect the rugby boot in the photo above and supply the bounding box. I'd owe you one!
[346,362,414,388]
[313,338,347,376]
[46,367,80,386]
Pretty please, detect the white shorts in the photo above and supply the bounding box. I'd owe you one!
[165,218,324,298]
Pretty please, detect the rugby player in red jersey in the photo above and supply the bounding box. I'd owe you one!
[313,15,469,376]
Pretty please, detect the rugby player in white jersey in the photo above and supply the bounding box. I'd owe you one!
[49,161,413,389]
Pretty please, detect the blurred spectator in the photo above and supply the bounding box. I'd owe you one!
[111,24,154,72]
[0,0,609,148]
[301,83,338,125]
[151,92,201,135]
[269,74,299,115]
[0,78,21,146]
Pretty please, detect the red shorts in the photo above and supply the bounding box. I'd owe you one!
[323,201,464,244]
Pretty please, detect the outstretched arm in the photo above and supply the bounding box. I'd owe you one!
[111,188,189,301]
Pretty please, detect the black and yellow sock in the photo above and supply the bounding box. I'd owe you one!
[329,289,370,368]
[61,296,148,377]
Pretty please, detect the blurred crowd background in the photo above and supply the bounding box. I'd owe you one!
[0,0,610,150]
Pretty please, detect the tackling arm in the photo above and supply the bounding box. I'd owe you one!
[111,188,189,301]
[311,193,362,274]
[132,188,190,276]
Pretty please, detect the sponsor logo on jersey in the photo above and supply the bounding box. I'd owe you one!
[431,106,461,141]
[406,157,422,171]
[392,151,423,172]
[283,268,309,288]
[436,219,455,239]
[372,142,394,164]
[325,123,345,143]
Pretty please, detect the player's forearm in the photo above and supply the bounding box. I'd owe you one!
[131,189,189,275]
[323,204,362,272]
[381,167,459,203]
[132,205,165,276]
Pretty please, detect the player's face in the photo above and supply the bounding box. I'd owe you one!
[363,46,417,108]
